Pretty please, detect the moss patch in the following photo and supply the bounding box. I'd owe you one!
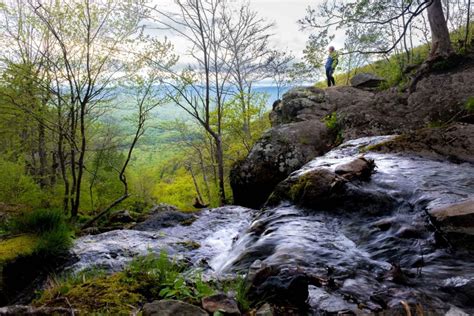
[38,272,143,314]
[0,235,37,264]
[176,240,201,250]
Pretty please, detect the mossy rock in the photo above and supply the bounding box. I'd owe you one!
[0,235,37,265]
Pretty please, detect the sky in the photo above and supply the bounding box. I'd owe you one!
[248,0,315,58]
[151,0,341,61]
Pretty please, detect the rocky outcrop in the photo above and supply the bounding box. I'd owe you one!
[231,120,336,209]
[142,300,208,316]
[368,123,474,163]
[350,73,386,88]
[231,61,474,208]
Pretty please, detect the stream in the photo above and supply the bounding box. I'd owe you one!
[71,136,474,314]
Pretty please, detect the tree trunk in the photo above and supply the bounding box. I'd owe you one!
[427,0,454,59]
[214,136,226,206]
[38,120,48,188]
[188,164,203,203]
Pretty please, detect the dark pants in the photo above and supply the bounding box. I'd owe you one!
[326,68,335,87]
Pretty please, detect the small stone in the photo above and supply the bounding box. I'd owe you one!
[256,303,273,316]
[142,300,208,316]
[202,294,240,315]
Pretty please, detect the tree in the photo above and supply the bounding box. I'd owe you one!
[1,0,175,219]
[222,3,273,137]
[267,50,295,99]
[151,0,274,205]
[299,0,455,61]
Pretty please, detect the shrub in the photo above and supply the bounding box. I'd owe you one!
[465,97,474,112]
[8,209,73,257]
[34,225,73,257]
[10,209,64,235]
[322,112,344,144]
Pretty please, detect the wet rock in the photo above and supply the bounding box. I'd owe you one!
[267,158,394,213]
[133,209,197,231]
[371,217,397,231]
[0,305,78,315]
[334,157,376,181]
[385,263,408,285]
[429,199,474,230]
[201,294,240,315]
[350,73,386,89]
[142,300,208,316]
[230,120,335,209]
[369,123,474,163]
[395,225,424,239]
[246,265,309,308]
[109,210,135,224]
[176,240,201,250]
[440,278,474,308]
[429,199,474,248]
[266,168,341,208]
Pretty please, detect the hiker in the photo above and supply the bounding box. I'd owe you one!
[325,46,339,87]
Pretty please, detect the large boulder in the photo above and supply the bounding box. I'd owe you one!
[230,120,336,209]
[350,73,386,89]
[246,263,309,308]
[266,158,395,214]
[142,300,208,316]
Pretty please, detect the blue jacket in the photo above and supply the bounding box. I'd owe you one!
[325,51,339,71]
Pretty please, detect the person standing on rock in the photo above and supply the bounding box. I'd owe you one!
[325,46,339,87]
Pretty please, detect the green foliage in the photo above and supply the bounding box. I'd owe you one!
[465,97,474,112]
[0,158,42,207]
[234,276,251,312]
[322,112,338,130]
[37,252,217,313]
[221,275,251,312]
[322,112,344,145]
[10,208,64,234]
[7,209,72,257]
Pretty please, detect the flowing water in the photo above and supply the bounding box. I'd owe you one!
[71,136,474,314]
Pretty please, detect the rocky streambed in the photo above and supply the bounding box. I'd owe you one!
[55,136,474,315]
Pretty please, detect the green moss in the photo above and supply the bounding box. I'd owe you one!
[0,235,37,264]
[38,272,143,314]
[289,179,306,202]
[465,96,474,112]
[36,252,218,313]
[177,240,201,250]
